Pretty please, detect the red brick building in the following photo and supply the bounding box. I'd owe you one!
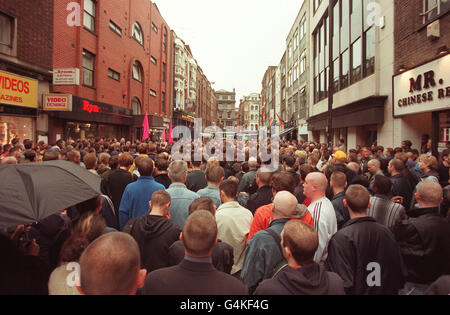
[0,0,53,146]
[50,0,173,143]
[393,0,450,155]
[196,66,217,127]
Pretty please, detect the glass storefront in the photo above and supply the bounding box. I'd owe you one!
[0,115,34,146]
[438,111,450,154]
[65,121,128,141]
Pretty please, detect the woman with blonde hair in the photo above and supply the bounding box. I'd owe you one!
[48,213,106,295]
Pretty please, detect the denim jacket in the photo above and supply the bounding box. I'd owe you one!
[166,183,200,228]
[197,185,222,208]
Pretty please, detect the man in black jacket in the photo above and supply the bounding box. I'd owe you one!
[388,158,413,211]
[142,210,248,295]
[254,220,345,295]
[130,190,181,273]
[167,197,234,274]
[325,185,406,295]
[101,152,137,220]
[247,169,273,214]
[394,181,450,295]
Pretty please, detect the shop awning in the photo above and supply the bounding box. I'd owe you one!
[279,127,296,136]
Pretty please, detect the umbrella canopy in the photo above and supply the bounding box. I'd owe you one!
[0,160,101,229]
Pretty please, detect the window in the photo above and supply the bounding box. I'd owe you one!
[351,0,362,43]
[300,50,306,74]
[83,0,96,32]
[293,61,298,81]
[341,0,349,53]
[0,13,13,55]
[293,29,298,51]
[364,25,375,77]
[131,97,141,115]
[162,63,166,82]
[108,68,120,81]
[82,50,95,87]
[152,23,158,33]
[162,92,166,113]
[163,33,167,53]
[109,20,122,36]
[132,61,143,82]
[341,49,349,89]
[132,22,143,45]
[227,112,231,119]
[351,37,362,83]
[151,56,157,65]
[150,90,157,97]
[423,0,450,23]
[300,15,306,40]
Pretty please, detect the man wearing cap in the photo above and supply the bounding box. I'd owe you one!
[240,191,302,293]
[331,151,356,185]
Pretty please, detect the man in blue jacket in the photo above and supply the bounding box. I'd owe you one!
[166,160,200,228]
[119,157,165,230]
[240,191,300,293]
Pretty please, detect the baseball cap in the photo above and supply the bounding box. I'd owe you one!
[332,150,347,161]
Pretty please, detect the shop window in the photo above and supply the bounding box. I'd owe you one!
[0,117,33,146]
[84,0,96,32]
[82,50,95,87]
[132,22,144,45]
[131,97,142,115]
[438,111,450,153]
[132,61,143,82]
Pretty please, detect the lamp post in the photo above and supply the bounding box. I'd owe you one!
[327,0,334,150]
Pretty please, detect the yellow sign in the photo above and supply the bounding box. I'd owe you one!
[43,94,72,111]
[0,70,38,108]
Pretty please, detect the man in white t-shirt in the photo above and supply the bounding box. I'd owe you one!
[304,172,337,263]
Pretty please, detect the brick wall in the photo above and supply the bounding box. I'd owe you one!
[0,0,53,70]
[53,0,172,118]
[394,0,450,72]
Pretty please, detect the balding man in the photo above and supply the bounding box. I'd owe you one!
[254,221,345,295]
[394,181,450,294]
[78,232,147,295]
[367,159,385,192]
[141,210,248,295]
[304,172,337,263]
[325,185,406,295]
[240,191,303,293]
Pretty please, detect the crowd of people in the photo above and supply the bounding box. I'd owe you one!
[0,135,449,295]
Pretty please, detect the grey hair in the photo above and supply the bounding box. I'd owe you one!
[168,160,188,182]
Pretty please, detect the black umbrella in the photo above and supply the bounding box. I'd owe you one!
[0,160,101,229]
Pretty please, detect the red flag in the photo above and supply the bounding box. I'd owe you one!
[142,113,149,141]
[161,128,166,142]
[169,121,173,145]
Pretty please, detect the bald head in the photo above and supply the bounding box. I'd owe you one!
[79,232,142,295]
[273,191,298,219]
[306,172,328,193]
[416,181,443,207]
[347,162,360,174]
